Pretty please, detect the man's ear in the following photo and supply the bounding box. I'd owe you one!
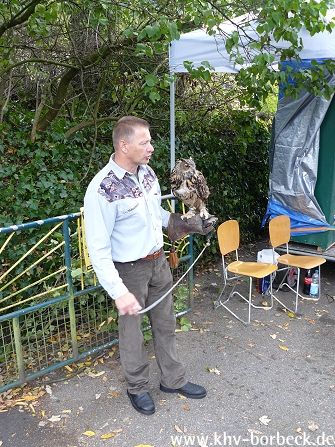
[119,139,128,153]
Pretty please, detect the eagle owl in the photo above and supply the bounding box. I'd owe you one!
[170,157,210,220]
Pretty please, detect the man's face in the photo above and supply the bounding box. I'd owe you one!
[125,126,154,166]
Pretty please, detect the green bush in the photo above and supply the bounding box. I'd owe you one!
[0,109,270,257]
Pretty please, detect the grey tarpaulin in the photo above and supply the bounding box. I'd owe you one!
[268,73,335,224]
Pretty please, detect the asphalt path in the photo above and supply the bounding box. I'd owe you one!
[1,243,335,447]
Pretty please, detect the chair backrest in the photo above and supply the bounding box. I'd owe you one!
[217,220,240,256]
[269,215,290,248]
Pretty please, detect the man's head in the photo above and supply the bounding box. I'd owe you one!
[113,116,154,173]
[113,116,150,150]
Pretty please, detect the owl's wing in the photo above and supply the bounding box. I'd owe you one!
[194,171,210,202]
[170,167,182,194]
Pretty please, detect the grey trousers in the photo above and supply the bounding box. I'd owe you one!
[115,251,187,394]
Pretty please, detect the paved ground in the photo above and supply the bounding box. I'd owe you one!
[1,241,335,447]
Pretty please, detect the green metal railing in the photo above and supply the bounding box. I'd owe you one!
[0,201,193,392]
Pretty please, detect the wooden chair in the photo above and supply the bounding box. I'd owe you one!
[215,220,278,325]
[269,215,326,313]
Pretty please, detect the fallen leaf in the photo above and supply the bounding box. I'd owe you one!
[100,433,116,439]
[248,429,263,434]
[307,318,316,324]
[45,385,52,395]
[177,394,187,400]
[279,345,289,351]
[95,394,101,400]
[108,393,120,397]
[22,395,39,402]
[207,367,222,375]
[308,420,319,432]
[174,424,183,433]
[269,334,277,339]
[85,370,105,378]
[82,430,95,437]
[183,404,190,411]
[217,346,225,351]
[48,415,61,422]
[259,415,271,425]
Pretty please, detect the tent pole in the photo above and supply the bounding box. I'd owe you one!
[170,77,175,211]
[170,78,175,171]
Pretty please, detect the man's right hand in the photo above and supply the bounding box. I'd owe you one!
[115,292,142,316]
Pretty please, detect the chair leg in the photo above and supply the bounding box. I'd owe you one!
[273,265,323,313]
[215,277,273,325]
[273,267,300,314]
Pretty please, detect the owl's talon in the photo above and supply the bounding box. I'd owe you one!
[181,210,196,220]
[199,208,210,220]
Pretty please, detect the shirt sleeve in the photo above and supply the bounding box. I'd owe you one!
[160,206,171,228]
[83,191,128,300]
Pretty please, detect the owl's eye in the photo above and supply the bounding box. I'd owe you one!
[184,164,190,168]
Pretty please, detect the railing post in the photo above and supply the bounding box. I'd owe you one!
[12,317,25,382]
[63,218,79,359]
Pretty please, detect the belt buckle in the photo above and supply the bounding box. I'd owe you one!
[153,249,160,259]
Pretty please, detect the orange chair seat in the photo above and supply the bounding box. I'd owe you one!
[278,254,326,270]
[228,261,277,278]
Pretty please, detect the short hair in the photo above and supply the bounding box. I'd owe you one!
[113,116,150,149]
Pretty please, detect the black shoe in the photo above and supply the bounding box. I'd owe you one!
[160,381,207,399]
[127,390,155,415]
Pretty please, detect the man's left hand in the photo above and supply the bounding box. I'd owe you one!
[168,213,217,241]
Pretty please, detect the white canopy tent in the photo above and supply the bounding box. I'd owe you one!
[168,10,335,168]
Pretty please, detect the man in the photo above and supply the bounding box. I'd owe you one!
[84,116,214,415]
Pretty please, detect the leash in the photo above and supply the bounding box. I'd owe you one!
[137,235,213,314]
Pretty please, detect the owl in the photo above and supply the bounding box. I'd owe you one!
[170,157,210,220]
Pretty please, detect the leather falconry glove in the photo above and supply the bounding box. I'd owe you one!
[168,213,217,242]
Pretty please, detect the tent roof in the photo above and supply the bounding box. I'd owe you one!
[169,10,335,74]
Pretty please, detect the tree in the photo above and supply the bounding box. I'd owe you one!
[0,0,334,142]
